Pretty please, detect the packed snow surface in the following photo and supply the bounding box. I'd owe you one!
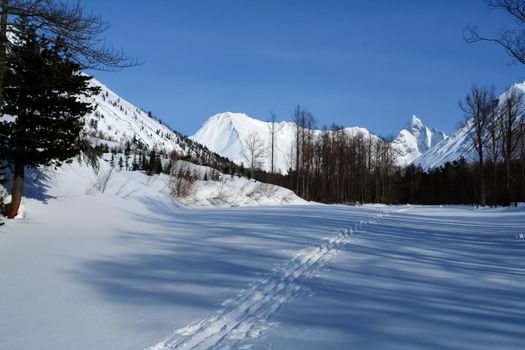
[1,162,525,349]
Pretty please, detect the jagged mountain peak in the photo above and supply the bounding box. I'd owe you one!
[392,115,447,166]
[406,115,424,130]
[414,81,525,170]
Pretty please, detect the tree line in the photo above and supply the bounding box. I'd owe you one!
[249,105,398,204]
[249,97,525,206]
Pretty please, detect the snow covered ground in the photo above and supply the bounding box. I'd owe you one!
[1,162,525,349]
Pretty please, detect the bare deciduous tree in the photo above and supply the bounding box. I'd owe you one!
[243,132,266,171]
[485,111,502,204]
[460,85,496,206]
[0,0,136,104]
[465,0,525,65]
[267,112,281,174]
[497,87,525,203]
[169,161,198,199]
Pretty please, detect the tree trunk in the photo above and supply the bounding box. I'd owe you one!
[5,161,24,219]
[493,162,498,206]
[479,157,486,206]
[506,157,511,205]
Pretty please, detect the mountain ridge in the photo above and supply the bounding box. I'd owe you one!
[192,112,446,172]
[191,112,378,173]
[392,115,447,165]
[82,78,236,170]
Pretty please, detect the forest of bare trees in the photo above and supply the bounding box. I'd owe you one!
[252,98,525,207]
[460,85,525,206]
[253,106,399,204]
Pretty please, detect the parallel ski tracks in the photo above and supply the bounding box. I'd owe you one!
[149,211,386,350]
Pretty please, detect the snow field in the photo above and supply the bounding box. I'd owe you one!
[1,160,524,349]
[150,212,387,350]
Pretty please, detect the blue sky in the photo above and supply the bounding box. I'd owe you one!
[87,0,524,137]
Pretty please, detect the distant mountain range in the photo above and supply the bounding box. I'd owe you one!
[84,77,525,173]
[191,112,377,173]
[191,112,448,172]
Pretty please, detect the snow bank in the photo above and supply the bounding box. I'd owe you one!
[170,160,306,207]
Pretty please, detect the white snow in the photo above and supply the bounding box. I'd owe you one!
[1,159,525,349]
[169,160,306,207]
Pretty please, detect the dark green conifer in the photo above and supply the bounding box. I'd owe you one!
[0,27,99,218]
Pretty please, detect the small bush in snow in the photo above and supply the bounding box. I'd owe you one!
[169,163,198,199]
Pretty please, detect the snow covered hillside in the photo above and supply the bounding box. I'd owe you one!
[1,168,524,349]
[83,79,232,168]
[392,115,447,165]
[414,82,525,170]
[5,154,304,216]
[413,123,472,170]
[191,112,376,173]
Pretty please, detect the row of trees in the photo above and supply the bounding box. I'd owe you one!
[461,85,525,206]
[246,95,525,206]
[249,106,399,204]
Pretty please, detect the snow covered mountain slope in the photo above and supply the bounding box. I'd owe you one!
[84,79,183,151]
[414,81,525,170]
[413,124,471,170]
[82,79,233,168]
[191,112,297,173]
[191,112,375,173]
[392,115,447,166]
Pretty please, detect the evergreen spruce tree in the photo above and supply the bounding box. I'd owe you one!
[124,141,131,170]
[131,154,139,171]
[0,27,99,218]
[147,149,156,175]
[118,156,124,171]
[140,153,147,171]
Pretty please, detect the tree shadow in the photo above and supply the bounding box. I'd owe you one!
[71,198,377,311]
[262,209,525,349]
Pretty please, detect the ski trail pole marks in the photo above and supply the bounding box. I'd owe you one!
[149,211,386,350]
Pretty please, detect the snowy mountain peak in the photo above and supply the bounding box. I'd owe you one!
[407,115,424,130]
[192,112,376,173]
[392,115,447,166]
[414,81,525,170]
[192,112,296,173]
[209,112,250,124]
[194,111,452,170]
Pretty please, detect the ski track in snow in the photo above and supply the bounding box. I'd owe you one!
[149,210,388,350]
